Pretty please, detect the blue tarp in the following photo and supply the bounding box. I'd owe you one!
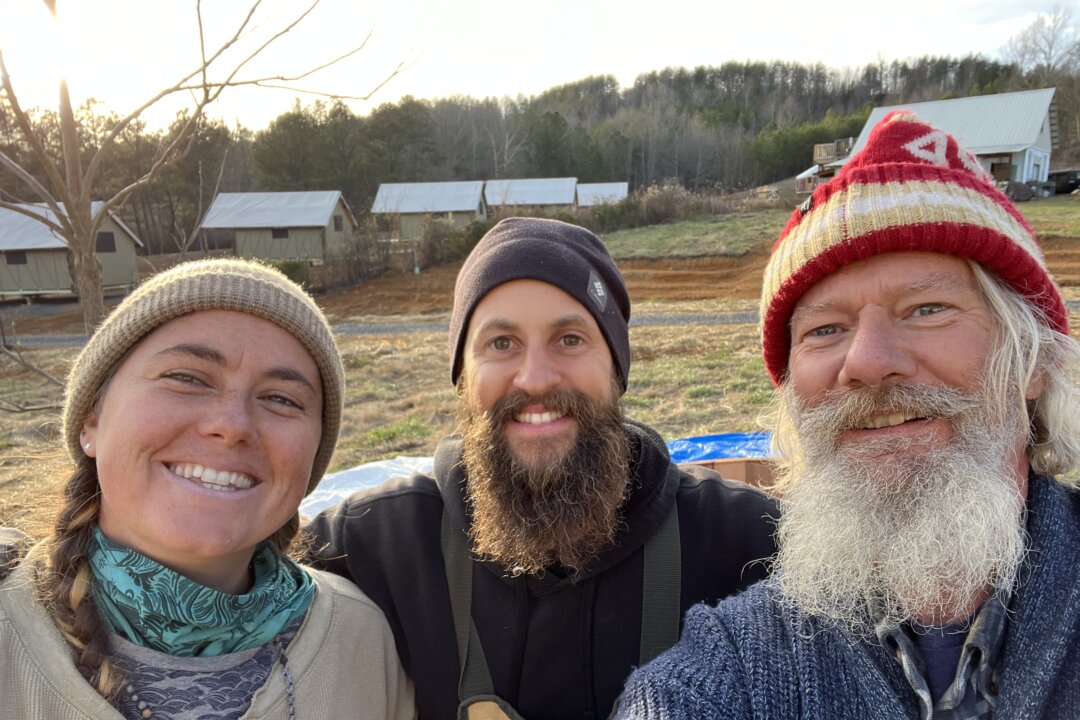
[300,432,771,519]
[666,431,771,464]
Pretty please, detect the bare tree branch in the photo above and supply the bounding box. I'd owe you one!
[0,51,75,214]
[0,200,67,235]
[0,319,64,387]
[0,345,64,388]
[1,0,400,329]
[0,397,62,413]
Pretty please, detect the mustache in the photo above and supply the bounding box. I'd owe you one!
[795,384,979,444]
[486,388,597,425]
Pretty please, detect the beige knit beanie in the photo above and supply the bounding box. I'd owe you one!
[63,258,345,493]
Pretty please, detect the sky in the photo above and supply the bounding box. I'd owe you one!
[0,0,1065,132]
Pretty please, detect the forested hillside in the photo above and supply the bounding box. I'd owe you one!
[3,48,1078,255]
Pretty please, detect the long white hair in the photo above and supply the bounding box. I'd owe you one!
[765,259,1080,494]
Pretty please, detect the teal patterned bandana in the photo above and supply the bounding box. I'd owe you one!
[89,527,315,657]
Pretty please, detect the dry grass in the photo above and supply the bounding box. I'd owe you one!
[0,303,768,535]
[4,298,1080,536]
[3,196,1079,536]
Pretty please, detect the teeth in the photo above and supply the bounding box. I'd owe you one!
[514,410,566,425]
[860,413,918,429]
[169,463,254,490]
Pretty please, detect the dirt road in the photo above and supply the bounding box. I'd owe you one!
[318,235,1080,318]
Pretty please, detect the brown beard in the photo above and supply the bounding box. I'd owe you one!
[458,378,630,579]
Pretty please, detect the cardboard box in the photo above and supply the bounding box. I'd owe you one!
[683,457,775,490]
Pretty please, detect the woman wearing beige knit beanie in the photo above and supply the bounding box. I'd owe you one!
[0,258,415,719]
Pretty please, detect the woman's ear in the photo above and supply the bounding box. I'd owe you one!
[80,412,99,458]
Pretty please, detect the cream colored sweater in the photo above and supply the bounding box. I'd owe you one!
[0,549,415,719]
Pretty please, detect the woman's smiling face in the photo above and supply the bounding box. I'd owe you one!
[81,310,322,593]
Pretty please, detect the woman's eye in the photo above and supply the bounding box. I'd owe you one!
[560,334,582,347]
[491,337,511,351]
[162,371,203,385]
[913,304,946,317]
[266,394,302,410]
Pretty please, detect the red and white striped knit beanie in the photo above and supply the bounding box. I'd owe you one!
[760,110,1068,385]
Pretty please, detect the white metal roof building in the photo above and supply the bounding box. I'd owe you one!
[199,191,358,261]
[484,178,578,207]
[371,181,485,214]
[0,202,142,251]
[201,191,355,229]
[0,202,143,296]
[577,182,629,207]
[841,88,1058,186]
[370,181,488,240]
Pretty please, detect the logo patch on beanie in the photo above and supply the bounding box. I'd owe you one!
[587,270,608,312]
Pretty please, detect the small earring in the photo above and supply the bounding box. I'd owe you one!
[84,443,92,451]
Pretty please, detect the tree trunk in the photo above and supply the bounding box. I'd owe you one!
[58,79,106,331]
[69,243,105,333]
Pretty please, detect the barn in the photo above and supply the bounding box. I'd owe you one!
[857,88,1058,186]
[371,181,487,239]
[199,191,357,261]
[0,202,143,298]
[800,88,1059,193]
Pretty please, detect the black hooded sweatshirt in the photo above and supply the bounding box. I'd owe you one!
[307,422,779,720]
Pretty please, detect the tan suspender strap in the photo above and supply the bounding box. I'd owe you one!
[441,510,497,700]
[639,503,681,666]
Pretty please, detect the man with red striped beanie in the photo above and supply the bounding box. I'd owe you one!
[616,111,1080,719]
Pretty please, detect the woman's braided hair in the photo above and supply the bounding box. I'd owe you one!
[38,259,339,700]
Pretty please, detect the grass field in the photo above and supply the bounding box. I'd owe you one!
[2,197,1078,536]
[602,209,792,258]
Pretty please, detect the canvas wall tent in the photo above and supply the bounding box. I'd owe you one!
[848,88,1058,185]
[577,182,629,207]
[484,177,578,210]
[371,181,487,239]
[0,203,143,298]
[199,191,357,261]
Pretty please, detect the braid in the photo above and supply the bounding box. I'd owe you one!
[37,458,124,700]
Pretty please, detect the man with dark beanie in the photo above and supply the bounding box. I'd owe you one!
[307,217,779,720]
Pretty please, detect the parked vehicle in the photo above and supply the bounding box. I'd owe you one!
[1048,169,1080,195]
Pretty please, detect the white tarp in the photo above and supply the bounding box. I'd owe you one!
[300,455,434,519]
[299,432,772,519]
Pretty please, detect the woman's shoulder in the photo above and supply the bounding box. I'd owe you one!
[300,564,388,620]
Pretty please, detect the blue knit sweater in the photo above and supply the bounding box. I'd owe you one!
[615,476,1080,719]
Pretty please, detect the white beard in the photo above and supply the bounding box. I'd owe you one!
[773,381,1027,634]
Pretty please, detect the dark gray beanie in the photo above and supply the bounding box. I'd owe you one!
[449,217,631,392]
